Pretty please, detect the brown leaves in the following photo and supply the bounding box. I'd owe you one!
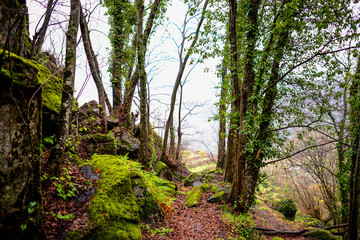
[142,185,234,240]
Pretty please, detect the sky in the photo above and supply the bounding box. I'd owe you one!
[27,0,222,153]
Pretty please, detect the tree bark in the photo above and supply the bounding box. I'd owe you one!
[121,0,162,128]
[79,6,113,130]
[347,55,360,240]
[217,60,228,169]
[48,0,80,176]
[136,0,148,167]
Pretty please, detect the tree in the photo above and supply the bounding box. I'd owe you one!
[47,0,80,176]
[347,54,360,240]
[160,0,209,161]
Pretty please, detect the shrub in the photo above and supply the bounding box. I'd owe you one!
[276,198,297,221]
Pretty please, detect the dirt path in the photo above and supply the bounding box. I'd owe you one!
[251,203,309,240]
[142,185,234,240]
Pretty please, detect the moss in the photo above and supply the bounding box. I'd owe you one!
[207,191,226,203]
[84,154,141,240]
[211,185,220,193]
[201,183,212,191]
[304,229,338,240]
[184,186,204,208]
[184,173,201,187]
[272,237,284,240]
[0,50,63,113]
[305,217,325,228]
[155,161,172,181]
[85,134,117,155]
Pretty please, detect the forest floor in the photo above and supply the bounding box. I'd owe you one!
[142,181,310,240]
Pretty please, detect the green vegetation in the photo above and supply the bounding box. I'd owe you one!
[276,198,297,221]
[222,211,256,240]
[304,229,340,240]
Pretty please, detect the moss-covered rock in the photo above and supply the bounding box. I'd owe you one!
[207,191,227,203]
[130,172,164,224]
[271,237,284,240]
[184,183,211,208]
[83,155,142,240]
[184,186,204,208]
[305,217,325,228]
[84,134,117,155]
[276,198,297,221]
[155,161,172,181]
[211,185,220,193]
[0,51,44,238]
[184,173,201,187]
[304,229,338,240]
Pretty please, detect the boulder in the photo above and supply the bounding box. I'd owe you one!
[304,229,339,240]
[207,191,227,203]
[155,161,173,181]
[130,172,164,224]
[80,155,142,240]
[0,51,44,237]
[184,183,211,208]
[84,134,117,155]
[184,173,201,187]
[115,130,140,159]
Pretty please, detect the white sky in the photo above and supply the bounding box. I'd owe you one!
[27,0,222,153]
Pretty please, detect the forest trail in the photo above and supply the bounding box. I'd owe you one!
[142,181,311,240]
[251,203,308,240]
[142,184,233,239]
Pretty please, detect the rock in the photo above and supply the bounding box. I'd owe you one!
[84,134,117,155]
[115,130,140,159]
[0,51,45,237]
[155,161,173,181]
[184,186,204,208]
[80,165,100,180]
[184,183,212,208]
[184,173,201,187]
[305,217,325,228]
[193,181,203,187]
[304,229,339,240]
[81,155,142,240]
[207,191,227,203]
[130,172,165,224]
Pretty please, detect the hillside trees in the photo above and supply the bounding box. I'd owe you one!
[222,0,360,213]
[103,0,167,128]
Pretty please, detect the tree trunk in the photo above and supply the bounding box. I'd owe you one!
[217,60,228,169]
[30,0,57,59]
[169,115,176,157]
[136,0,148,167]
[120,0,162,128]
[48,0,80,176]
[347,55,360,240]
[175,84,184,162]
[79,6,113,130]
[160,0,209,162]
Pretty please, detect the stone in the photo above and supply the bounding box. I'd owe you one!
[84,134,117,155]
[193,181,203,187]
[207,191,227,203]
[0,51,44,237]
[304,229,339,240]
[155,161,173,181]
[184,173,201,187]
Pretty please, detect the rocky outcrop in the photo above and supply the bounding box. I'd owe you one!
[155,161,173,181]
[184,173,202,187]
[0,51,44,237]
